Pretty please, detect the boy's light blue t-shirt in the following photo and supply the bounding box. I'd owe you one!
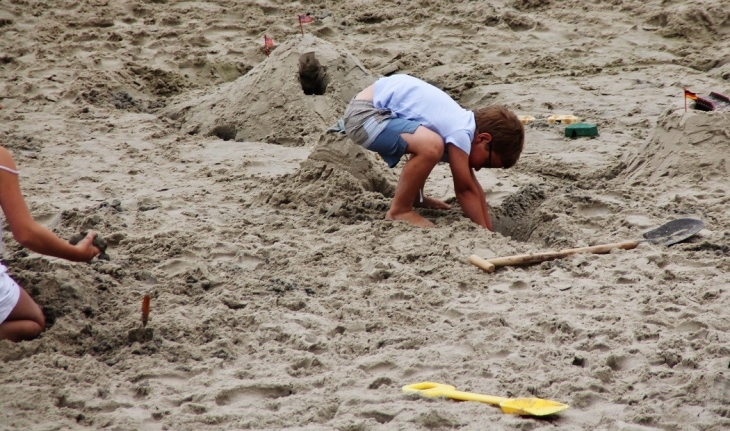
[372,74,476,158]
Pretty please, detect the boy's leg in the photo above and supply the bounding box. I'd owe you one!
[406,154,451,210]
[0,288,45,342]
[415,195,451,210]
[387,126,444,227]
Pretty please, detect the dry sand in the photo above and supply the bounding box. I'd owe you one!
[1,0,730,430]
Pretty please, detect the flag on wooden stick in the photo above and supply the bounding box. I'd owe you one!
[684,88,697,112]
[298,13,313,35]
[264,34,274,56]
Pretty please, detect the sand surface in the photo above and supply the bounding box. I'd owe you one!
[1,1,730,430]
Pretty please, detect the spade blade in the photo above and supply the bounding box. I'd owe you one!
[642,218,704,246]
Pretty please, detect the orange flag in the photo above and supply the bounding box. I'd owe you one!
[142,294,150,327]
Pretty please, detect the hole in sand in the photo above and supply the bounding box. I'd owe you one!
[491,183,547,242]
[211,123,237,141]
[298,52,329,95]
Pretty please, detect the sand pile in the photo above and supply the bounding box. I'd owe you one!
[261,133,398,221]
[622,108,730,251]
[164,34,374,145]
[640,1,730,41]
[624,109,730,183]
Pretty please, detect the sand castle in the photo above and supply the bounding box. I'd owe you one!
[164,34,375,146]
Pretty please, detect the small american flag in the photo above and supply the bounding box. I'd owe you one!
[298,13,313,24]
[263,34,274,56]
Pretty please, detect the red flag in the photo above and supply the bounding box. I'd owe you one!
[684,89,698,100]
[298,14,313,24]
[263,34,274,56]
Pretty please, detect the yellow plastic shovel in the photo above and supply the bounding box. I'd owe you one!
[402,382,569,417]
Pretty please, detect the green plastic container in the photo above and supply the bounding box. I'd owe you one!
[565,123,598,138]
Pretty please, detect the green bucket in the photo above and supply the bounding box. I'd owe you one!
[565,123,598,138]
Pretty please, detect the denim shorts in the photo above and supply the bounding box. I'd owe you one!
[368,118,420,168]
[343,99,421,168]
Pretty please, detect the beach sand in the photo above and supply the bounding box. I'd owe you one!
[1,0,729,430]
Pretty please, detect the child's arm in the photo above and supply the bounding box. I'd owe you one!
[470,169,494,231]
[448,145,492,230]
[0,146,99,262]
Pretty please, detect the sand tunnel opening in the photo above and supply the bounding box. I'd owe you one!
[211,123,237,141]
[298,52,329,95]
[490,183,548,243]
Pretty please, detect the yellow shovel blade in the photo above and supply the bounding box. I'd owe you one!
[403,382,569,417]
[498,398,569,416]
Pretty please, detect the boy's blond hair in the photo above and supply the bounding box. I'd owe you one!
[473,106,524,168]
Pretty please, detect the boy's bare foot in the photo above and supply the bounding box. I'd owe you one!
[386,210,434,227]
[414,196,451,210]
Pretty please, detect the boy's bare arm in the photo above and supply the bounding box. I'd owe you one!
[470,169,494,231]
[448,145,490,229]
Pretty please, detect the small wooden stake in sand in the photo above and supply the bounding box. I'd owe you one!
[142,294,151,327]
[128,294,154,343]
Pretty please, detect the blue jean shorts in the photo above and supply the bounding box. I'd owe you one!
[369,118,420,168]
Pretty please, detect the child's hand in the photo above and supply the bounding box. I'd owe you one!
[71,231,102,262]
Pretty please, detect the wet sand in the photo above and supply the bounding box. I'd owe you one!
[1,1,729,430]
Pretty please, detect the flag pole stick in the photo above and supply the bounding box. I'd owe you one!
[684,88,687,112]
[299,18,304,36]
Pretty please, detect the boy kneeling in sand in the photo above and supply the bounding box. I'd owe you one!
[344,74,524,229]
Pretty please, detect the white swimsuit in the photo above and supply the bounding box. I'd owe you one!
[0,264,20,323]
[0,164,21,324]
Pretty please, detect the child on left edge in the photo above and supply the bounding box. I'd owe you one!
[0,145,100,342]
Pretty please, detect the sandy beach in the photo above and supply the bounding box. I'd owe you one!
[1,0,729,430]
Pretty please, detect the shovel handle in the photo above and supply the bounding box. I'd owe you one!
[442,389,507,406]
[471,240,640,271]
[403,382,506,406]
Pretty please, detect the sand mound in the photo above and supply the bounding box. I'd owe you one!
[164,34,375,145]
[643,2,730,41]
[624,109,730,183]
[261,134,397,220]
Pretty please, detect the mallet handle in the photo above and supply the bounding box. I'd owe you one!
[470,240,639,271]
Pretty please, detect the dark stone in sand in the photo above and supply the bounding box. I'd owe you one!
[127,327,154,344]
[69,231,111,260]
